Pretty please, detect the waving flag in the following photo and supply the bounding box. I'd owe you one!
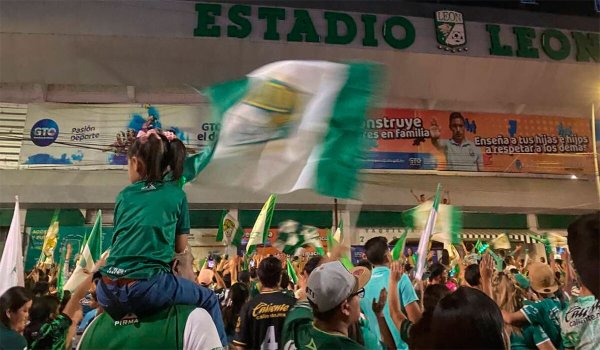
[184,61,382,199]
[64,210,103,291]
[403,200,462,245]
[274,221,325,256]
[414,184,442,280]
[217,210,244,247]
[246,195,277,255]
[0,196,24,295]
[391,228,409,261]
[39,209,60,265]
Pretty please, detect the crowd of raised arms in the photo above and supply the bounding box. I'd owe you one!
[1,127,598,350]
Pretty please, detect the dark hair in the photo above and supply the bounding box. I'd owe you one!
[31,282,49,296]
[432,287,506,349]
[365,236,388,266]
[0,286,32,328]
[448,112,465,126]
[465,264,481,287]
[309,300,340,322]
[568,213,600,297]
[24,295,60,344]
[302,256,324,276]
[223,274,232,289]
[441,249,450,266]
[355,259,372,271]
[280,272,290,289]
[222,283,249,336]
[128,131,186,183]
[238,270,251,285]
[409,284,451,349]
[423,284,451,313]
[28,295,59,325]
[429,263,446,281]
[59,291,71,313]
[258,257,282,288]
[249,268,257,279]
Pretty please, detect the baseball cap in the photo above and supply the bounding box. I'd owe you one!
[528,262,558,294]
[306,261,371,312]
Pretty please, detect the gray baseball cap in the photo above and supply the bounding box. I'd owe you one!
[306,261,371,312]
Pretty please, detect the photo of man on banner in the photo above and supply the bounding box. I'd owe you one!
[430,112,482,171]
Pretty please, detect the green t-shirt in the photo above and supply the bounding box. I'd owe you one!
[78,305,223,350]
[281,301,364,350]
[101,180,190,279]
[510,324,550,350]
[521,298,564,349]
[561,295,600,350]
[0,323,28,350]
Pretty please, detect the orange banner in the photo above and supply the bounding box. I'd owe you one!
[364,109,593,175]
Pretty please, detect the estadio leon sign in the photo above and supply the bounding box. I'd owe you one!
[193,3,599,63]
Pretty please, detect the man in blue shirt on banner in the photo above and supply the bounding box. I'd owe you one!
[360,237,422,349]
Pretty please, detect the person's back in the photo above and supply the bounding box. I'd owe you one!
[233,257,295,349]
[78,305,222,350]
[560,285,600,350]
[360,237,420,350]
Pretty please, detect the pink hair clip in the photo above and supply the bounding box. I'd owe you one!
[136,129,160,140]
[162,131,177,141]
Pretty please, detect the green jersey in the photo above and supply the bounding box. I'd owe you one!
[101,180,190,279]
[521,298,564,349]
[510,324,550,350]
[561,295,600,350]
[281,301,364,350]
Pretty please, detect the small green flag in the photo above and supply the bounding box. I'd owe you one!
[63,210,103,292]
[286,259,298,284]
[391,228,409,261]
[217,210,244,247]
[333,220,343,244]
[56,245,67,300]
[39,209,60,265]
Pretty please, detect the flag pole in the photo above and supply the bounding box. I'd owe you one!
[333,198,339,229]
[591,103,600,202]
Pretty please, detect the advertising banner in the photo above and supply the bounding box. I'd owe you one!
[20,103,212,168]
[364,109,593,175]
[24,226,114,271]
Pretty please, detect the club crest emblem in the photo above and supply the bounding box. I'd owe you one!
[434,10,468,52]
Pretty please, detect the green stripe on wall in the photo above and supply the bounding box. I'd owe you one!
[0,209,14,226]
[357,211,404,227]
[462,213,528,229]
[239,210,332,228]
[537,215,578,229]
[189,210,226,228]
[24,209,85,227]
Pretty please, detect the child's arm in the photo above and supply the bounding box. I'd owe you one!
[175,234,188,254]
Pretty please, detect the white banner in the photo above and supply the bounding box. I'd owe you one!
[20,103,212,169]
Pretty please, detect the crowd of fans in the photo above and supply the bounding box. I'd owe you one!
[0,213,597,350]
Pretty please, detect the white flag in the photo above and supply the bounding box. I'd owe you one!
[0,196,24,295]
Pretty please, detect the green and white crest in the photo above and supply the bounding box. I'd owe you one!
[434,10,467,49]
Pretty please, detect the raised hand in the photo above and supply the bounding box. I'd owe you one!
[372,288,387,316]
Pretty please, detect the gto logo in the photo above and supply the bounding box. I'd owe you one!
[31,119,59,146]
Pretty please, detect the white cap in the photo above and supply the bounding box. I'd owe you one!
[306,261,371,312]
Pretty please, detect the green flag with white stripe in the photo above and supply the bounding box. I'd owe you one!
[64,210,103,291]
[246,195,277,255]
[274,220,325,256]
[184,61,382,199]
[402,198,462,245]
